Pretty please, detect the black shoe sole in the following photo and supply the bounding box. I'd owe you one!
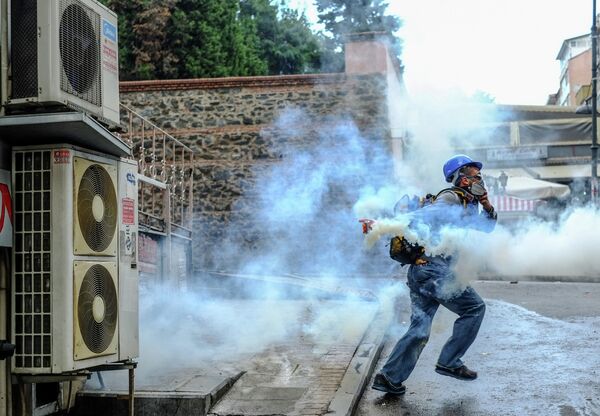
[371,383,406,395]
[435,367,477,381]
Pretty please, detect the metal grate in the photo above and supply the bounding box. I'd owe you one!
[59,0,101,106]
[13,151,52,370]
[77,264,117,354]
[10,0,38,99]
[76,162,118,252]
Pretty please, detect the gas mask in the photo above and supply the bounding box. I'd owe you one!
[469,181,487,198]
[452,171,487,198]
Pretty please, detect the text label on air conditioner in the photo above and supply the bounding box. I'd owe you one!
[102,19,118,75]
[102,20,117,43]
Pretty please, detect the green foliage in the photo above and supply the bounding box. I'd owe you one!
[99,0,323,79]
[98,0,178,80]
[240,1,322,74]
[315,0,402,71]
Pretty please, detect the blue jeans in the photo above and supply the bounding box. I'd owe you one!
[380,257,485,385]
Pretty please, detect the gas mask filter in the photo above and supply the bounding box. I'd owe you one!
[469,181,486,197]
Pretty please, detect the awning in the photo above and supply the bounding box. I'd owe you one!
[486,164,596,180]
[489,195,538,212]
[504,176,571,199]
[527,164,590,179]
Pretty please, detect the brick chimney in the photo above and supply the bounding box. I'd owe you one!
[344,32,402,77]
[344,32,407,166]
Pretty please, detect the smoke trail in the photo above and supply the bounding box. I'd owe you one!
[457,207,600,279]
[360,88,600,284]
[129,85,600,387]
[206,109,403,279]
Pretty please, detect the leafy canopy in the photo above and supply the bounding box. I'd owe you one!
[99,0,322,79]
[315,0,402,71]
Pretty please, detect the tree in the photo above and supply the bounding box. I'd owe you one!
[273,9,322,74]
[99,0,323,79]
[239,0,322,74]
[167,0,260,78]
[315,0,402,71]
[99,0,180,80]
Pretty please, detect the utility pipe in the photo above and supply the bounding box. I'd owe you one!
[591,0,598,203]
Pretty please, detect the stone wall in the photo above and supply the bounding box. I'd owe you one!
[120,72,393,272]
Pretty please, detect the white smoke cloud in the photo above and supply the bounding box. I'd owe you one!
[358,87,600,283]
[126,82,600,388]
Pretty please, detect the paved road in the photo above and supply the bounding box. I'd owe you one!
[356,280,600,416]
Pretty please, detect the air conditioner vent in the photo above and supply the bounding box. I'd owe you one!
[59,0,101,105]
[76,263,117,354]
[12,151,53,370]
[10,0,39,99]
[76,162,117,253]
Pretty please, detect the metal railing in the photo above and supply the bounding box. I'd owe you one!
[119,104,194,235]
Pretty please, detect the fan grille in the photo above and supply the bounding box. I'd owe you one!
[59,0,101,105]
[77,264,117,354]
[10,0,38,99]
[77,164,117,253]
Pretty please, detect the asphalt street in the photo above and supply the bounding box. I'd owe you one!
[356,280,600,416]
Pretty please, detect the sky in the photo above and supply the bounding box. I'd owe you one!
[290,0,593,105]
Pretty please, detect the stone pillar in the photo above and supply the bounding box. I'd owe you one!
[344,32,392,75]
[344,32,407,173]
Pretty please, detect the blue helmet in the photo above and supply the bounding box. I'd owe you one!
[443,155,483,183]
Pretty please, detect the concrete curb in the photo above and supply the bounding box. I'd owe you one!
[326,304,393,416]
[477,274,600,283]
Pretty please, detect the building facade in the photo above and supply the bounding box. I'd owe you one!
[550,34,592,106]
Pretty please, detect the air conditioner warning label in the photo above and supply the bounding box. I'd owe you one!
[102,43,118,75]
[122,198,135,225]
[53,150,70,164]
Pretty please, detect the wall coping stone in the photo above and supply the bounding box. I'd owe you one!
[120,73,349,93]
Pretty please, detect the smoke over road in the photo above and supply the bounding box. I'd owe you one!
[130,90,600,382]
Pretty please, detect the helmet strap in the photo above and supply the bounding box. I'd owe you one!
[450,171,462,186]
[452,171,477,199]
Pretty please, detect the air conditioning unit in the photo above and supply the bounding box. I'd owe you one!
[6,0,120,127]
[11,145,138,374]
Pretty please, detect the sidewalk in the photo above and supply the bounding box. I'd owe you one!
[73,274,394,416]
[74,276,600,416]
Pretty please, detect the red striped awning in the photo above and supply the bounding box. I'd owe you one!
[489,195,539,212]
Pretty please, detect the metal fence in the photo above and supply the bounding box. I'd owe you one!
[119,104,194,238]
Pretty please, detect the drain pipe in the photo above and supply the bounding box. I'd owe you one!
[591,0,599,204]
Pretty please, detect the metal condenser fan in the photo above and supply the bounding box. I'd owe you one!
[77,163,117,253]
[77,264,118,354]
[59,1,100,96]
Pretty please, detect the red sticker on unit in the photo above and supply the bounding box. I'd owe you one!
[122,198,135,225]
[53,150,70,164]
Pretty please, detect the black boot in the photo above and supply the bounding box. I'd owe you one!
[371,373,406,395]
[435,364,478,380]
